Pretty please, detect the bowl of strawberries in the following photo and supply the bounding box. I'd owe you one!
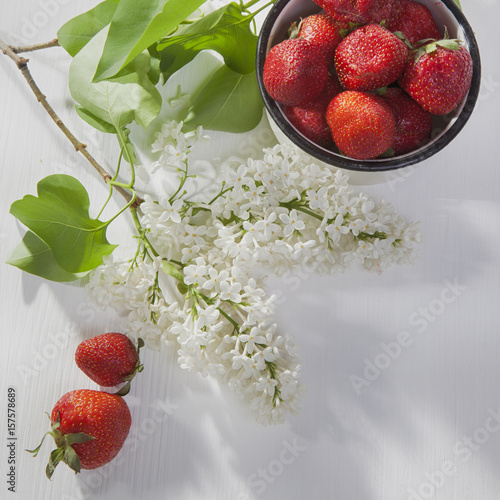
[256,0,481,175]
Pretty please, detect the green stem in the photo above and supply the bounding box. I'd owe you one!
[109,179,135,190]
[169,160,189,203]
[243,0,268,10]
[115,127,135,188]
[208,184,233,205]
[101,147,135,222]
[105,188,137,225]
[279,202,323,221]
[130,206,159,258]
[112,150,124,182]
[96,186,113,220]
[247,0,275,16]
[195,289,243,333]
[217,306,241,332]
[357,231,388,241]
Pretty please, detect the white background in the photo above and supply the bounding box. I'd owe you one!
[1,1,500,499]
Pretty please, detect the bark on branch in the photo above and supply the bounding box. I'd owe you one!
[0,37,137,206]
[10,38,59,53]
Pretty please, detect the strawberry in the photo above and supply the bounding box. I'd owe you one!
[387,0,441,46]
[27,390,131,478]
[314,0,402,25]
[335,24,408,91]
[382,87,433,154]
[369,0,404,25]
[263,38,328,106]
[293,14,347,70]
[75,333,144,395]
[398,36,473,115]
[326,90,396,159]
[283,75,343,147]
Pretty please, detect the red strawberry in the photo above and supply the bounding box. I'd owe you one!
[326,90,396,159]
[398,37,473,115]
[283,75,343,147]
[335,24,408,91]
[27,390,131,478]
[369,0,404,25]
[75,333,144,395]
[263,38,328,106]
[314,0,402,25]
[382,87,433,154]
[294,14,347,70]
[387,0,441,46]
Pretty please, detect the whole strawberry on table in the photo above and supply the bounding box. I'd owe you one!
[28,390,132,478]
[75,332,144,396]
[262,0,474,160]
[28,332,144,478]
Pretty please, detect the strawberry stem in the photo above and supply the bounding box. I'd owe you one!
[113,337,145,396]
[27,411,94,480]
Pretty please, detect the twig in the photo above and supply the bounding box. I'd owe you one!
[0,36,137,206]
[10,38,59,53]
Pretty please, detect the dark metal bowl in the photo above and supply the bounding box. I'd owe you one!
[256,0,481,173]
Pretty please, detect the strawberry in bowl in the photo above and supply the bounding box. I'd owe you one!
[256,0,480,175]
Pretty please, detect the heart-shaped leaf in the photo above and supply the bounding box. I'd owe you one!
[6,231,88,282]
[9,174,117,273]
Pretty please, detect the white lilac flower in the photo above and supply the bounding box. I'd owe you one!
[219,281,242,303]
[86,122,421,425]
[202,268,229,291]
[239,327,267,354]
[306,186,329,211]
[182,224,207,246]
[184,262,207,286]
[226,164,249,189]
[326,214,350,244]
[279,209,306,237]
[158,198,183,224]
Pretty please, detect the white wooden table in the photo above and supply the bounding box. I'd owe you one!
[1,1,500,499]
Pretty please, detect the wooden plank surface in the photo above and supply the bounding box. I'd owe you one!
[1,1,499,499]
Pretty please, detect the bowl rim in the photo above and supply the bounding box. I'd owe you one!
[255,0,482,172]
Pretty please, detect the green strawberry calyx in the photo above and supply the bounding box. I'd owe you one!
[114,337,145,397]
[413,27,463,61]
[392,31,415,49]
[26,412,94,480]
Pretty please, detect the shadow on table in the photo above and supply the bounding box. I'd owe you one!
[15,168,499,500]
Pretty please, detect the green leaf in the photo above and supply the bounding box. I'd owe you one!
[7,231,88,282]
[436,40,460,50]
[57,0,120,57]
[157,2,258,81]
[75,105,116,134]
[453,0,462,9]
[69,27,162,131]
[162,261,184,282]
[117,127,138,165]
[65,433,94,445]
[46,448,64,480]
[93,0,206,82]
[183,66,263,133]
[147,45,162,86]
[9,174,117,274]
[63,445,82,474]
[425,42,438,54]
[74,108,137,164]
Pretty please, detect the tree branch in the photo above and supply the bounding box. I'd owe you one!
[0,36,138,206]
[10,38,59,53]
